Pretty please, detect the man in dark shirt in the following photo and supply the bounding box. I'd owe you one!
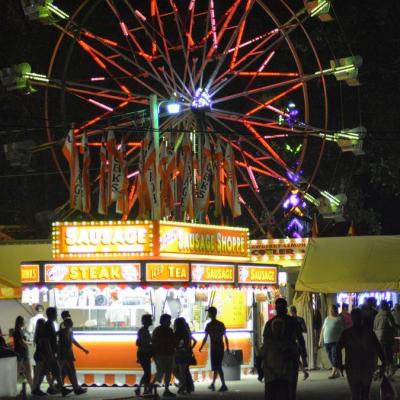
[199,306,229,392]
[263,298,307,400]
[41,307,72,397]
[152,314,176,398]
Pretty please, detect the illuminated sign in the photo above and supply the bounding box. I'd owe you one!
[146,263,189,282]
[44,263,141,283]
[159,221,249,260]
[238,265,278,284]
[191,264,235,283]
[52,221,153,260]
[250,238,308,265]
[21,264,40,283]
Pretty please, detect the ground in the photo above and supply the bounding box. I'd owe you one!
[20,370,399,400]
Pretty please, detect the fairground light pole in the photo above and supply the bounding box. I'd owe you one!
[149,94,161,220]
[149,94,181,220]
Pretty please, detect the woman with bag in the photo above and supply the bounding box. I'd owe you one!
[174,317,197,395]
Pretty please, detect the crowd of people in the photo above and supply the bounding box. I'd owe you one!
[135,306,229,397]
[1,297,399,399]
[1,305,89,397]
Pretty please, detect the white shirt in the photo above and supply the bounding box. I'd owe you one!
[27,313,45,339]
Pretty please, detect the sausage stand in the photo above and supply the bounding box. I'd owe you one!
[20,220,279,386]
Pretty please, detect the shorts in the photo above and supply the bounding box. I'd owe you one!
[210,349,224,371]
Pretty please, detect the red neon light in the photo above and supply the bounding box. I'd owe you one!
[120,85,130,95]
[258,51,275,72]
[230,0,252,67]
[234,71,299,77]
[247,166,260,192]
[120,22,129,37]
[88,98,114,112]
[210,0,218,49]
[135,10,147,22]
[246,82,303,116]
[90,77,105,81]
[244,123,287,168]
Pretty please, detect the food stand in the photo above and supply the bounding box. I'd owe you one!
[20,220,279,386]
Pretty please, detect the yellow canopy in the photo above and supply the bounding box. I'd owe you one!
[0,241,51,299]
[296,236,400,293]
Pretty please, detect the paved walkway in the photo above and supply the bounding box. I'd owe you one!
[21,371,400,399]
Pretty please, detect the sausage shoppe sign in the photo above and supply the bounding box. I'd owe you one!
[158,221,249,261]
[52,221,249,261]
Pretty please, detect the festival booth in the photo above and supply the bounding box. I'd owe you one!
[20,220,279,386]
[295,235,400,368]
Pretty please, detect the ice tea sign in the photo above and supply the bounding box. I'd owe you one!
[44,263,141,283]
[21,264,40,283]
[191,264,235,283]
[52,221,153,260]
[238,265,278,284]
[159,222,249,260]
[146,263,190,282]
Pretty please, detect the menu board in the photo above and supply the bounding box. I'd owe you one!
[212,289,247,329]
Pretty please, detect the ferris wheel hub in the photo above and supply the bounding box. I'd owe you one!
[191,88,212,110]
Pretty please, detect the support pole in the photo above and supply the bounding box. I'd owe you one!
[149,94,160,220]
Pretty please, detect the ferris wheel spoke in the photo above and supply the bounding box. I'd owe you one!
[244,122,289,170]
[60,80,148,104]
[105,0,169,90]
[168,0,195,92]
[148,0,179,92]
[210,18,302,97]
[205,0,256,92]
[246,82,303,116]
[193,0,211,89]
[210,108,279,129]
[209,31,281,97]
[207,113,289,181]
[76,36,167,98]
[230,0,252,68]
[73,100,131,134]
[122,0,192,99]
[214,76,308,105]
[206,0,242,60]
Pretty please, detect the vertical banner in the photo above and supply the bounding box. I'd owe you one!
[212,138,224,217]
[196,133,212,216]
[116,139,129,215]
[180,133,194,220]
[224,141,241,217]
[81,132,91,213]
[143,129,159,219]
[165,134,177,215]
[62,129,78,209]
[106,130,117,205]
[98,135,108,215]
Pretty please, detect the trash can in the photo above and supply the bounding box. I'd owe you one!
[222,350,243,381]
[0,349,18,397]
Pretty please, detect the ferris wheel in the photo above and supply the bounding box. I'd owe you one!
[15,0,364,237]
